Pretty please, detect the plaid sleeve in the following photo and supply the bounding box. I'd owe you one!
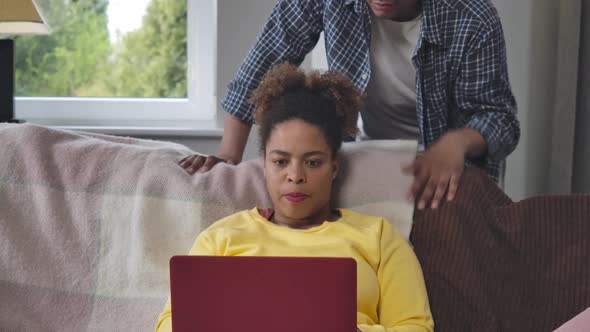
[454,19,520,162]
[221,0,324,124]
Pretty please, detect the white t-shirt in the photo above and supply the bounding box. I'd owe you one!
[362,13,422,140]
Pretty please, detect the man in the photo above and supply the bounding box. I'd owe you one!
[179,0,520,210]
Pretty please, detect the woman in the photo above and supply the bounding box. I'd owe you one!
[156,64,434,332]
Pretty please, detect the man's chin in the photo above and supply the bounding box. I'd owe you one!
[374,11,402,20]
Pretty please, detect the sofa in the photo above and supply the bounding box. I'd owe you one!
[0,124,588,331]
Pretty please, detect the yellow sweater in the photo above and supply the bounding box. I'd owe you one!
[156,208,434,332]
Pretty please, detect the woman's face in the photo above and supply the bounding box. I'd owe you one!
[263,119,338,228]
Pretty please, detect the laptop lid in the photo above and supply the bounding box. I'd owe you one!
[170,255,357,332]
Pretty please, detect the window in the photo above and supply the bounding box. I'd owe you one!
[14,0,216,126]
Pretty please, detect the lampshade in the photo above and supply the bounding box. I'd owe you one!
[0,0,49,35]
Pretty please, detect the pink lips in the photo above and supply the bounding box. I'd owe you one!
[285,193,309,203]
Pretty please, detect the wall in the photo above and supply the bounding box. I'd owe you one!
[573,2,590,193]
[493,0,560,200]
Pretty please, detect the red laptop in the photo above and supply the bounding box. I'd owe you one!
[170,255,357,332]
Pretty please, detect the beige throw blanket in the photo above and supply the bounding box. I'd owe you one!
[0,124,416,331]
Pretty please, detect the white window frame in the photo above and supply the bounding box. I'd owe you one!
[15,0,217,126]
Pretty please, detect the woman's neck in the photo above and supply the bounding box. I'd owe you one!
[271,207,340,229]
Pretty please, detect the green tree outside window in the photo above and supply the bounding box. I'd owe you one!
[14,0,187,98]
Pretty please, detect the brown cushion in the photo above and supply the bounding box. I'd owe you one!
[411,167,590,332]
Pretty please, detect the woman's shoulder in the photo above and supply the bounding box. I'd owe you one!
[338,209,402,237]
[201,208,258,233]
[338,208,391,231]
[339,208,388,225]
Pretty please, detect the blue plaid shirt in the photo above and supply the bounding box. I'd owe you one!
[221,0,520,181]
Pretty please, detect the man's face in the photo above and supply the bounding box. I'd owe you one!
[366,0,421,21]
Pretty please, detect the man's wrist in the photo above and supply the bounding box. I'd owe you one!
[446,128,487,158]
[216,154,239,165]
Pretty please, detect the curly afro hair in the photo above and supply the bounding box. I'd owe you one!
[248,63,363,156]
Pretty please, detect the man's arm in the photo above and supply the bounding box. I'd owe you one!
[455,18,520,162]
[405,15,520,209]
[180,0,324,173]
[217,114,252,165]
[179,114,252,174]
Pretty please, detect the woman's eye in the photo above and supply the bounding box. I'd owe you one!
[273,159,288,167]
[306,160,322,168]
